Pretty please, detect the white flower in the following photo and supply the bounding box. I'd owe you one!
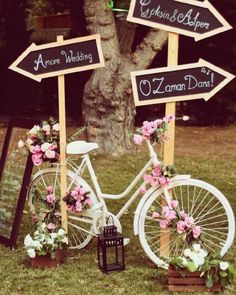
[53,123,60,131]
[31,240,42,249]
[181,257,188,266]
[29,125,40,135]
[25,138,33,148]
[47,238,54,245]
[18,140,25,149]
[45,149,56,159]
[184,248,192,258]
[182,115,190,121]
[24,234,33,247]
[192,244,201,253]
[41,142,51,152]
[41,223,46,231]
[58,229,66,236]
[62,237,68,244]
[197,256,205,266]
[50,233,58,239]
[220,261,229,271]
[27,248,36,258]
[198,249,208,258]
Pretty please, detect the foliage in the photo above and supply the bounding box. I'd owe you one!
[169,244,236,289]
[31,0,70,16]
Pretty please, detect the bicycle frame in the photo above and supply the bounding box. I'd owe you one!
[67,140,163,220]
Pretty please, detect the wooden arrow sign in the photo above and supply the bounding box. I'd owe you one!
[131,59,235,106]
[127,0,232,41]
[9,34,105,82]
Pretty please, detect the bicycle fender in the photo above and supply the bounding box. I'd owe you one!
[133,174,191,236]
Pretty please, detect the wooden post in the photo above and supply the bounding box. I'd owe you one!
[57,35,68,232]
[160,32,179,257]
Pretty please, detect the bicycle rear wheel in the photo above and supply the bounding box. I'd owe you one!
[138,179,235,267]
[28,169,97,249]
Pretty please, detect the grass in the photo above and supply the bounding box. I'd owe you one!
[0,150,236,295]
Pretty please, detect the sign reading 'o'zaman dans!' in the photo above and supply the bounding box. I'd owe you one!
[131,59,235,106]
[127,0,232,41]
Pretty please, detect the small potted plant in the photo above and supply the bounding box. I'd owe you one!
[168,243,236,291]
[24,221,68,268]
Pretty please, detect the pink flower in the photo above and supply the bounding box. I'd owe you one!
[177,220,186,234]
[133,134,143,145]
[76,186,85,195]
[47,186,53,194]
[143,173,153,183]
[163,115,175,123]
[76,201,83,212]
[32,154,43,166]
[47,223,56,231]
[141,121,157,138]
[152,212,160,219]
[46,194,56,204]
[180,210,187,219]
[162,207,176,220]
[85,198,92,207]
[42,124,51,135]
[159,220,169,229]
[170,200,179,209]
[159,176,170,186]
[150,176,159,186]
[71,190,78,198]
[184,216,195,228]
[53,123,60,131]
[139,186,146,194]
[50,144,57,150]
[32,215,38,223]
[192,226,201,239]
[152,166,161,177]
[31,145,41,154]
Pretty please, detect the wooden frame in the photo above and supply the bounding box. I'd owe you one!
[131,59,235,106]
[9,34,105,82]
[0,118,37,248]
[127,0,232,41]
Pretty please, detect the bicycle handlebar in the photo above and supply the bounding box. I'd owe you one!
[146,140,161,167]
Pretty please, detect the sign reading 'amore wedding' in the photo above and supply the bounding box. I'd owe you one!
[131,59,235,106]
[127,0,232,40]
[9,34,105,82]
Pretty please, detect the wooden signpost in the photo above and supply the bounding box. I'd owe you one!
[131,59,235,106]
[127,0,232,41]
[127,0,234,258]
[9,34,105,231]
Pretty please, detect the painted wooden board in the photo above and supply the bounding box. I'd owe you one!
[9,34,105,82]
[131,59,235,106]
[127,0,232,41]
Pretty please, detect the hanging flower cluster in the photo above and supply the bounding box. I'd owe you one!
[152,199,201,241]
[63,186,92,213]
[141,164,176,193]
[133,115,175,146]
[18,117,60,166]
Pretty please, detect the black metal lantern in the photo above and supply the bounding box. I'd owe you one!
[97,216,125,273]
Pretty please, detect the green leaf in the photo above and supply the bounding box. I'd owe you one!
[186,261,198,272]
[206,277,214,288]
[228,265,236,277]
[220,271,228,278]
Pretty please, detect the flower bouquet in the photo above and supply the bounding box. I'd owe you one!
[63,185,92,213]
[18,117,60,166]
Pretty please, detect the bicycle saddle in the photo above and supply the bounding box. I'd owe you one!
[66,140,99,155]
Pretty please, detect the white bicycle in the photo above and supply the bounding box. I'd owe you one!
[27,137,235,268]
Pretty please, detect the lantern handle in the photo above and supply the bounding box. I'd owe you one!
[106,215,114,226]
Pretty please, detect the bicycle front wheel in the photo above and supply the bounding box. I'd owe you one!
[138,179,235,267]
[28,169,96,249]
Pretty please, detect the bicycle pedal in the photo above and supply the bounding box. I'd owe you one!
[123,238,130,246]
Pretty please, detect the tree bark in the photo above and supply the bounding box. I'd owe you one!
[83,0,168,155]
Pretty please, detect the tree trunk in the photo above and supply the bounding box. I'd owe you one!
[83,0,168,155]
